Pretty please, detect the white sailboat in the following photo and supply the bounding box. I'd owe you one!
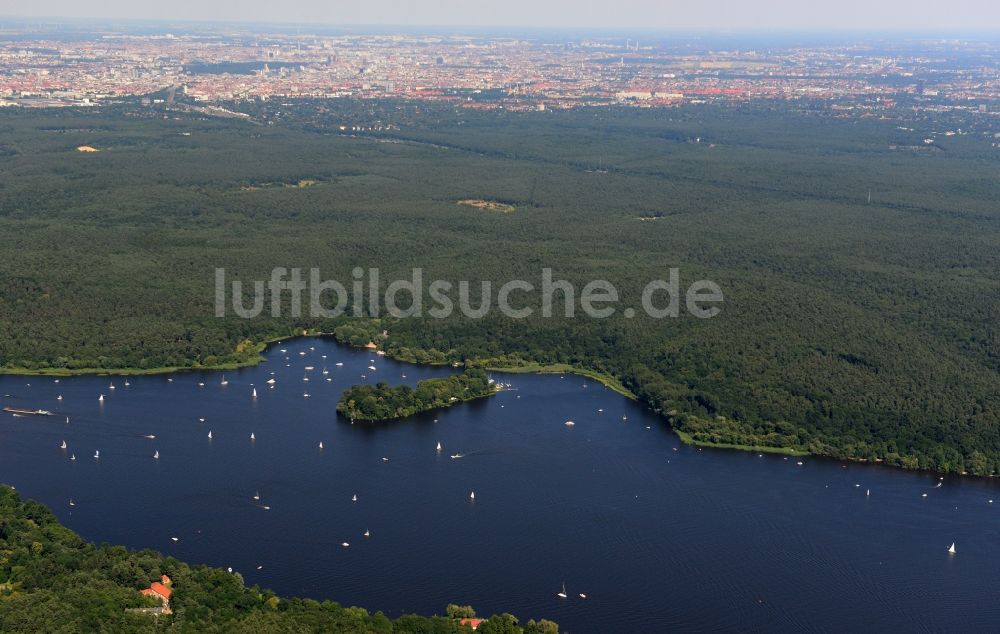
[436,442,442,452]
[564,420,575,427]
[221,376,228,386]
[364,529,370,538]
[252,388,257,398]
[109,383,116,390]
[319,441,324,449]
[948,542,957,554]
[351,494,357,502]
[60,440,67,449]
[70,453,75,461]
[250,432,255,440]
[98,394,104,402]
[207,431,213,439]
[153,450,159,460]
[253,491,260,501]
[469,491,475,501]
[266,378,276,385]
[557,582,567,599]
[57,395,63,401]
[93,450,99,459]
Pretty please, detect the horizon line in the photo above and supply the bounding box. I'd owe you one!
[2,15,1000,37]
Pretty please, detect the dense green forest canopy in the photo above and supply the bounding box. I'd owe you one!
[0,485,554,633]
[0,100,998,474]
[338,369,497,421]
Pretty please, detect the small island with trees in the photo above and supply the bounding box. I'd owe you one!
[337,369,499,421]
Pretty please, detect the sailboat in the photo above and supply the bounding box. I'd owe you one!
[109,383,116,390]
[469,491,475,501]
[70,453,76,461]
[253,491,260,501]
[557,583,567,599]
[564,420,575,427]
[60,440,66,449]
[266,378,276,385]
[57,395,63,401]
[948,542,957,554]
[98,394,104,402]
[93,450,99,459]
[221,376,228,386]
[335,362,344,367]
[319,441,324,449]
[69,499,75,507]
[153,450,159,460]
[252,388,257,398]
[124,381,130,387]
[207,431,213,439]
[65,416,70,423]
[364,529,371,538]
[351,494,357,502]
[436,442,442,452]
[250,432,255,440]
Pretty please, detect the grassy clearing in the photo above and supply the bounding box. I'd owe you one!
[673,430,810,456]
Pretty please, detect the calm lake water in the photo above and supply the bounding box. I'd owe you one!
[2,337,1000,633]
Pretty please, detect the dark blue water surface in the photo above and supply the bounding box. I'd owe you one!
[2,338,1000,633]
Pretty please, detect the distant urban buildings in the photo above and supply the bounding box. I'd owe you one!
[0,29,997,116]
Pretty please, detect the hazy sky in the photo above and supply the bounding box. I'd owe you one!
[4,0,1000,31]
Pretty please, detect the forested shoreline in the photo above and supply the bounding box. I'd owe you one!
[0,486,556,633]
[2,100,999,474]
